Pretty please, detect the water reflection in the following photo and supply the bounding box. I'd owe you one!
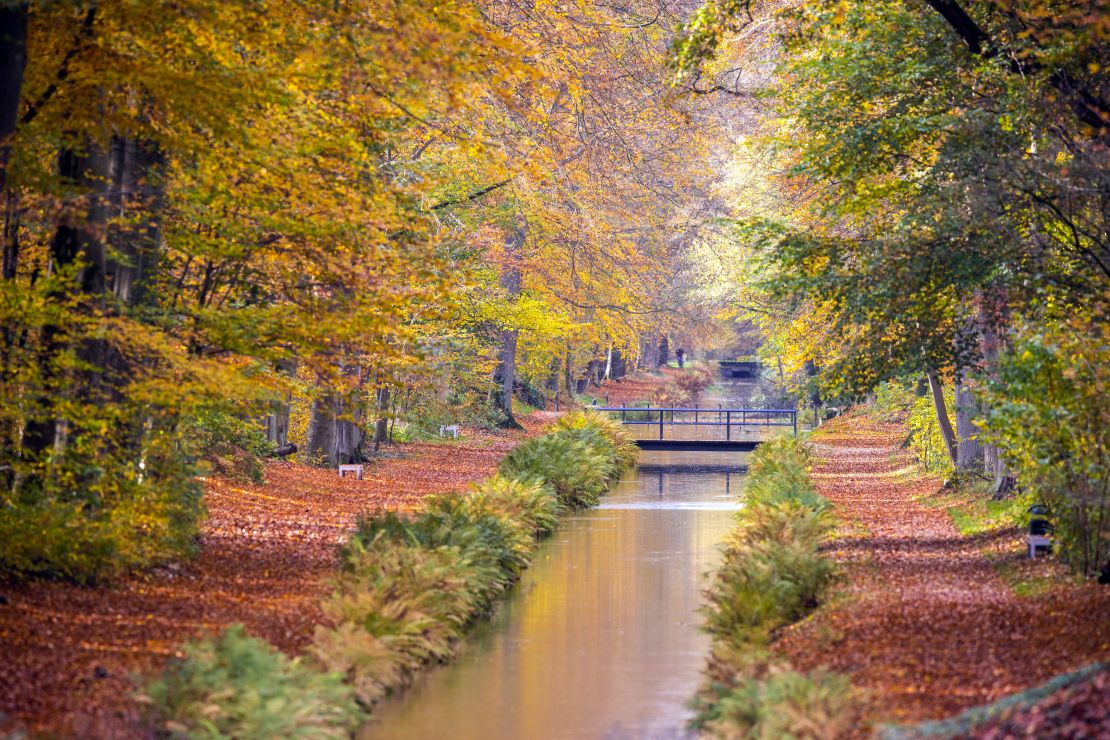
[362,451,744,740]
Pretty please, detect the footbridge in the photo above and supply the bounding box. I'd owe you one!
[593,407,797,452]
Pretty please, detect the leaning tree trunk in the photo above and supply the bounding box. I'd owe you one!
[494,222,525,429]
[926,367,958,467]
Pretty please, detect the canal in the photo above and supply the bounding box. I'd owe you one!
[362,450,744,739]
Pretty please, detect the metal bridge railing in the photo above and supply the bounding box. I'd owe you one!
[591,407,798,441]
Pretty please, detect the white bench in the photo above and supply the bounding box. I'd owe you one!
[439,424,459,439]
[1027,534,1051,558]
[338,464,364,480]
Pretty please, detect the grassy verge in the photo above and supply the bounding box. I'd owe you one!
[139,412,637,736]
[912,479,1074,598]
[692,436,857,738]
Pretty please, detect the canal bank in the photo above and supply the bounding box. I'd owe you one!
[364,452,745,739]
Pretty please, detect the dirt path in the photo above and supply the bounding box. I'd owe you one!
[0,415,554,738]
[777,413,1110,730]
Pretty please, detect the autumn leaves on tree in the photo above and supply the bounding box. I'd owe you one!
[674,0,1110,574]
[0,1,721,580]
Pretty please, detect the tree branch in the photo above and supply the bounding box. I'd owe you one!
[920,0,1110,137]
[20,6,96,127]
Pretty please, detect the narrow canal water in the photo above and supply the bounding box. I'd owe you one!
[362,450,744,740]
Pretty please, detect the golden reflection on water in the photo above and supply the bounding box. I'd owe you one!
[363,452,744,740]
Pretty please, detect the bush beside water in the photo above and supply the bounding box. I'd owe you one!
[143,412,635,735]
[693,436,855,738]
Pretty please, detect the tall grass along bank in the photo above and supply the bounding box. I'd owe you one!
[140,412,637,736]
[693,436,855,739]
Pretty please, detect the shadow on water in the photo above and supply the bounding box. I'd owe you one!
[361,450,745,740]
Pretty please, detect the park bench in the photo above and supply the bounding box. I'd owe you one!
[1027,504,1053,558]
[338,464,364,480]
[439,424,459,439]
[1027,533,1052,558]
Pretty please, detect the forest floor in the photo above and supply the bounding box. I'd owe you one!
[589,366,677,406]
[0,412,557,738]
[777,412,1110,736]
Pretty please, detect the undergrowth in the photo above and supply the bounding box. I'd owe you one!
[693,436,856,739]
[142,412,635,735]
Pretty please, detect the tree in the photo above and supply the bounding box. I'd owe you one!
[673,0,1110,495]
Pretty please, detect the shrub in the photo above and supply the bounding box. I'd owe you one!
[341,497,532,610]
[469,474,562,537]
[318,480,556,708]
[907,392,955,476]
[706,503,836,643]
[700,659,855,740]
[743,436,828,513]
[183,407,275,481]
[675,362,717,399]
[694,428,852,736]
[983,316,1110,578]
[0,446,202,583]
[498,432,612,508]
[554,411,639,473]
[141,624,361,738]
[313,538,483,706]
[872,377,918,422]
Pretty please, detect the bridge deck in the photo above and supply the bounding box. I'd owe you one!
[633,439,759,452]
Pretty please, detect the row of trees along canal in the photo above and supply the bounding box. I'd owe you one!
[671,0,1110,577]
[0,1,753,582]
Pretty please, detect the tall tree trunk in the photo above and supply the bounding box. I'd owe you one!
[373,386,390,452]
[495,222,525,429]
[563,347,574,396]
[545,355,560,392]
[978,287,1015,496]
[640,332,659,370]
[266,403,290,448]
[954,373,983,474]
[0,4,27,195]
[926,367,958,467]
[264,360,297,448]
[23,140,110,458]
[611,347,625,379]
[306,391,364,466]
[107,136,164,308]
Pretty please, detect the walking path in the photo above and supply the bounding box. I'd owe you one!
[0,415,553,738]
[777,413,1110,730]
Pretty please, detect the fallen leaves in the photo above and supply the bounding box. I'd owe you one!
[775,412,1110,734]
[0,414,550,737]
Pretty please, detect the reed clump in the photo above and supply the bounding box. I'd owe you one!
[143,414,636,734]
[694,435,856,739]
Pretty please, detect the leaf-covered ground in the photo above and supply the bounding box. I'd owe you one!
[776,413,1110,734]
[0,414,553,737]
[592,367,677,405]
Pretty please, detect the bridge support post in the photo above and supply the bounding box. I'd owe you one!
[658,409,664,440]
[726,410,731,441]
